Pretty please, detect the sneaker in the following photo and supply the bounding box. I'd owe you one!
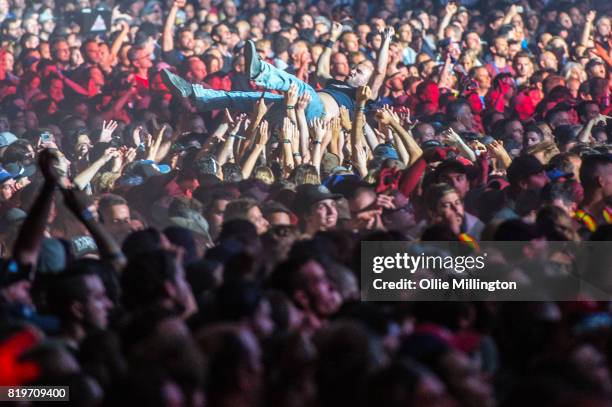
[244,40,262,80]
[161,69,193,98]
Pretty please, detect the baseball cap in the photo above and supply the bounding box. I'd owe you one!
[4,162,36,180]
[292,184,342,215]
[0,259,33,287]
[0,132,17,148]
[0,166,17,184]
[135,159,171,178]
[507,155,546,185]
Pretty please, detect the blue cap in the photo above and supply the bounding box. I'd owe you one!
[0,166,16,184]
[373,143,399,161]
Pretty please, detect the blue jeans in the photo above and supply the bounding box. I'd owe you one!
[191,61,325,122]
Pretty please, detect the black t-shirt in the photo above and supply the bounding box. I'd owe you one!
[320,79,357,111]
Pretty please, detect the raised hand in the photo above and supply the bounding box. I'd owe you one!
[38,149,60,185]
[311,117,329,142]
[330,21,344,41]
[100,120,118,143]
[257,120,269,146]
[375,106,398,126]
[173,0,186,8]
[285,83,299,108]
[254,96,267,118]
[222,108,235,125]
[586,10,596,24]
[339,106,352,131]
[381,26,395,41]
[356,85,372,105]
[445,1,458,15]
[441,127,462,145]
[296,91,311,111]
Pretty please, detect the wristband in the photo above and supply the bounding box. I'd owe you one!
[314,140,322,145]
[325,39,335,49]
[286,105,295,110]
[358,107,367,112]
[293,153,301,157]
[283,139,292,144]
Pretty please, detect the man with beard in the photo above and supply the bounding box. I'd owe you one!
[485,35,514,80]
[162,0,195,66]
[161,24,394,123]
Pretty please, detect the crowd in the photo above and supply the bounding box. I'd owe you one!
[1,0,612,405]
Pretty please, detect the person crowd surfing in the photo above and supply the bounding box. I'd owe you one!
[1,0,612,405]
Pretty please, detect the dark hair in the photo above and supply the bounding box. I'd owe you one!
[46,268,97,322]
[98,194,128,223]
[121,228,165,260]
[121,249,179,310]
[580,154,612,191]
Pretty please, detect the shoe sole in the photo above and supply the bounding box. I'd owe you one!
[161,69,191,98]
[245,40,258,80]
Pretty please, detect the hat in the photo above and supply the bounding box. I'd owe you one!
[4,162,36,179]
[507,155,546,185]
[0,132,17,148]
[0,259,33,287]
[292,184,342,215]
[37,238,67,274]
[70,235,98,258]
[373,143,399,161]
[136,159,171,178]
[0,208,27,230]
[0,166,16,184]
[421,140,443,150]
[167,210,210,238]
[435,159,468,176]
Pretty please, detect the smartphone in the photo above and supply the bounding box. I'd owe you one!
[516,5,524,13]
[40,132,52,143]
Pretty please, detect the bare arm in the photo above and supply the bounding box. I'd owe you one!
[73,148,118,190]
[241,120,268,179]
[352,86,371,167]
[11,150,57,268]
[62,187,126,271]
[281,118,296,174]
[581,11,596,48]
[437,2,458,41]
[296,92,312,163]
[316,22,344,85]
[217,116,244,166]
[368,27,394,100]
[311,118,329,174]
[162,0,185,53]
[110,22,130,62]
[376,107,423,166]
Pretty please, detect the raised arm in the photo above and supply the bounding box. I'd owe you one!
[109,21,131,64]
[581,11,596,48]
[61,187,126,271]
[11,150,57,269]
[376,107,422,166]
[242,120,268,179]
[369,27,394,100]
[162,0,185,53]
[437,2,458,41]
[316,22,344,85]
[73,148,120,190]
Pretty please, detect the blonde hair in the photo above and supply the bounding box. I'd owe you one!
[253,166,275,184]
